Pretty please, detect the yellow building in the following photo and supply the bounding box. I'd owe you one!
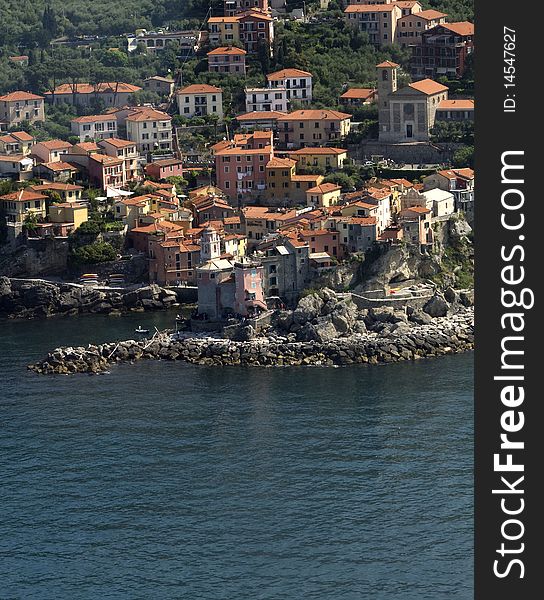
[30,183,84,204]
[114,195,153,230]
[265,157,323,206]
[288,147,348,171]
[306,182,342,208]
[277,110,351,149]
[223,233,247,258]
[0,189,47,224]
[208,16,241,46]
[48,202,89,230]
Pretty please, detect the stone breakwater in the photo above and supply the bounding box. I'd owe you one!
[28,309,473,374]
[0,277,193,319]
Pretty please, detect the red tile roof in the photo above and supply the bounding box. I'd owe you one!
[340,88,377,100]
[0,91,44,102]
[178,84,223,95]
[45,82,141,95]
[278,109,351,121]
[437,99,474,110]
[267,68,312,81]
[408,79,449,95]
[207,46,247,56]
[441,22,474,36]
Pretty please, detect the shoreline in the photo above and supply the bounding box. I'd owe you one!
[28,308,474,374]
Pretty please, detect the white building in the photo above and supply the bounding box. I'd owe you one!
[125,107,173,154]
[266,68,313,105]
[245,86,288,113]
[176,84,224,119]
[71,114,118,142]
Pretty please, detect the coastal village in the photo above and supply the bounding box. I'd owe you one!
[0,0,474,337]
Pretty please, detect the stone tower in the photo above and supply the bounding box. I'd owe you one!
[377,60,399,141]
[200,226,221,263]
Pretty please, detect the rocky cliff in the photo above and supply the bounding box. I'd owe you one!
[0,277,192,319]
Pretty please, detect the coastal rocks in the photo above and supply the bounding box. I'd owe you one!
[423,294,450,318]
[28,308,474,375]
[0,277,189,320]
[293,294,323,324]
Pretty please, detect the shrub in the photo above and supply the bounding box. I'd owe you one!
[71,242,116,264]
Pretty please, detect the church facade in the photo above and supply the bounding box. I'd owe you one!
[377,61,449,143]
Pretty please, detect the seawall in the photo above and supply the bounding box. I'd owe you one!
[28,309,473,374]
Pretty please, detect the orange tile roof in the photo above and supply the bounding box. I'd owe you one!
[441,21,474,36]
[376,61,400,68]
[291,174,323,182]
[349,217,377,226]
[437,99,474,110]
[45,82,141,95]
[408,79,449,95]
[290,147,347,156]
[266,157,296,169]
[400,206,431,215]
[125,108,171,122]
[72,114,117,123]
[0,154,26,162]
[74,142,100,152]
[278,109,351,121]
[36,139,72,150]
[0,189,46,202]
[237,10,272,21]
[208,16,240,23]
[41,161,77,171]
[207,46,246,56]
[0,91,44,101]
[410,9,446,20]
[99,138,136,148]
[267,68,312,81]
[306,183,341,194]
[437,168,474,180]
[340,88,377,100]
[236,111,286,121]
[1,131,34,142]
[89,154,123,165]
[178,84,223,95]
[345,5,397,13]
[30,183,83,191]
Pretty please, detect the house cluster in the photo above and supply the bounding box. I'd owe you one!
[112,158,473,317]
[0,1,474,320]
[208,0,275,56]
[344,0,474,79]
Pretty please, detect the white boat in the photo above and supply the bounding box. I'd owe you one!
[134,326,149,334]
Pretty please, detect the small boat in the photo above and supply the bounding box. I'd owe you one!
[134,326,149,334]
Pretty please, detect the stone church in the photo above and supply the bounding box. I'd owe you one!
[377,60,449,143]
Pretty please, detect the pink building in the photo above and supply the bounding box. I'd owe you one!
[207,46,247,75]
[145,158,184,180]
[213,130,273,203]
[233,256,266,316]
[298,228,342,259]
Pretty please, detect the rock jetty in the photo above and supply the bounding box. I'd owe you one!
[0,277,193,319]
[29,296,474,374]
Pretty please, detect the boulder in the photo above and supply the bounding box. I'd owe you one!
[313,321,338,343]
[293,293,324,324]
[276,310,294,331]
[444,286,458,304]
[138,285,161,300]
[409,310,433,325]
[460,290,474,307]
[332,314,350,334]
[318,287,337,303]
[369,306,395,323]
[423,294,449,318]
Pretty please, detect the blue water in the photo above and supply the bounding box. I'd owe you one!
[1,313,473,599]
